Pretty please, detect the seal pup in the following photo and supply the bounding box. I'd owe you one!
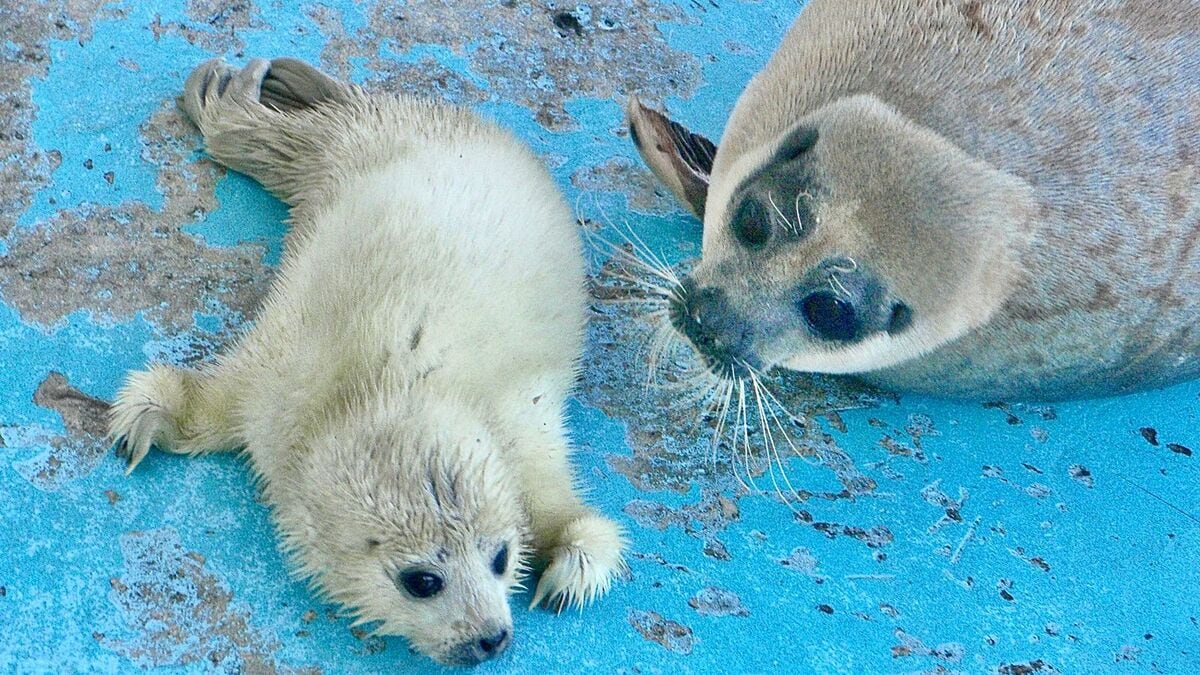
[628,0,1200,401]
[108,57,625,666]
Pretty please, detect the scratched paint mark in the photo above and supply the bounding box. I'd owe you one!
[627,609,695,655]
[100,527,319,674]
[1166,443,1193,457]
[1068,464,1095,488]
[890,627,965,663]
[998,660,1061,674]
[779,547,826,583]
[920,479,967,533]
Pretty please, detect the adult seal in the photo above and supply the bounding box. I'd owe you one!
[629,0,1200,400]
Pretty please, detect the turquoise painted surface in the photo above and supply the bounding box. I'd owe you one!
[1,1,1197,673]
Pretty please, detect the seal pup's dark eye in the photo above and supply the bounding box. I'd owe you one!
[397,570,444,599]
[491,543,509,577]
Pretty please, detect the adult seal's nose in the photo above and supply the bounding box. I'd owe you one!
[670,278,758,372]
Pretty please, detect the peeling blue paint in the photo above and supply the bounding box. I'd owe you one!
[1,0,1198,673]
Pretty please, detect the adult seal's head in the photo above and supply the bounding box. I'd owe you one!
[629,0,1200,401]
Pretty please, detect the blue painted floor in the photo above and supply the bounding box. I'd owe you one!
[1,1,1197,673]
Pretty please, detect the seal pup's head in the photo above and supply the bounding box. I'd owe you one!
[628,94,1034,379]
[269,385,526,666]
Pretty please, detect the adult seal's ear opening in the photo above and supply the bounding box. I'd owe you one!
[627,0,1200,401]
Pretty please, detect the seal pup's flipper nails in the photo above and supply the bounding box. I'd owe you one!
[626,95,716,220]
[259,58,353,113]
[529,514,627,613]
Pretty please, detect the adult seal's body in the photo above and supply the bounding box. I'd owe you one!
[109,57,624,666]
[629,0,1200,400]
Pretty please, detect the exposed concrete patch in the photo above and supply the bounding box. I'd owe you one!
[148,0,267,53]
[688,586,749,617]
[572,157,680,215]
[627,608,694,655]
[0,0,112,238]
[624,489,740,560]
[360,0,702,130]
[34,371,108,438]
[371,56,488,107]
[99,527,319,673]
[0,101,273,335]
[12,371,109,490]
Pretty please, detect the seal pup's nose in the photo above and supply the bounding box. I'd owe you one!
[451,628,511,665]
[478,628,510,656]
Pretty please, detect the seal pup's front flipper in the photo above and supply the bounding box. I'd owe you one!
[626,96,716,219]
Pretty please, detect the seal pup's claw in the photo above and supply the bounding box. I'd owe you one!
[181,58,270,121]
[108,376,169,474]
[530,514,627,613]
[107,365,195,475]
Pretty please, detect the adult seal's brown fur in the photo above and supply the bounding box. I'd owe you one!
[628,0,1200,401]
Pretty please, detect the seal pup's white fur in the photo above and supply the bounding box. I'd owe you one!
[108,57,624,666]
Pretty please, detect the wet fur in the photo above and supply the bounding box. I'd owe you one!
[109,57,624,665]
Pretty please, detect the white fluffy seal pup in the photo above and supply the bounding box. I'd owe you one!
[629,0,1200,401]
[108,57,625,666]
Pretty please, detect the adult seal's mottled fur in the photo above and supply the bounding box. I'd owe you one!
[629,0,1200,400]
[108,57,625,666]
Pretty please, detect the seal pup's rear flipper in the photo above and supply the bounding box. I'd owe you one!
[626,96,716,220]
[259,58,354,112]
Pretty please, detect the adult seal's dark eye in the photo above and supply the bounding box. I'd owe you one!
[491,543,509,577]
[397,570,444,599]
[800,291,859,342]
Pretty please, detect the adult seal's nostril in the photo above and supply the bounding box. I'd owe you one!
[680,287,737,349]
